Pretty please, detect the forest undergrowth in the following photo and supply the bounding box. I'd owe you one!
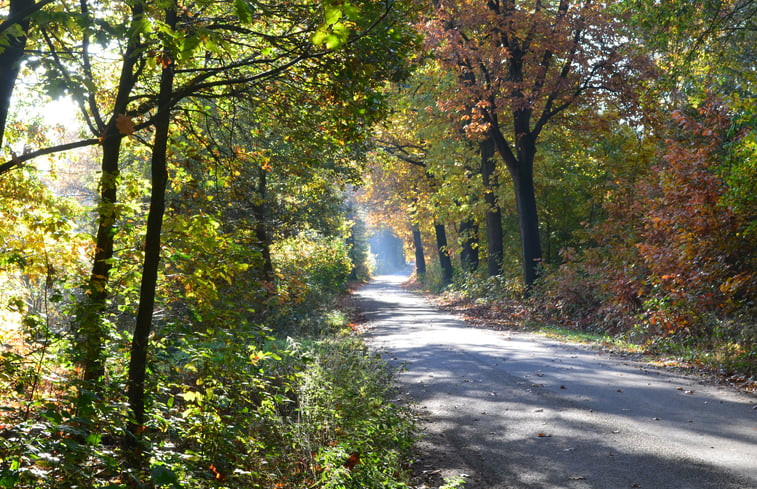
[0,235,418,489]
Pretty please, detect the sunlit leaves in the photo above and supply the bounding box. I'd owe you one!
[312,1,359,49]
[234,0,255,24]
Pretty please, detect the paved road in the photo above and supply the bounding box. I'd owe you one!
[357,275,757,489]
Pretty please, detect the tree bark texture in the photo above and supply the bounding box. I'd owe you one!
[480,136,504,277]
[251,166,273,282]
[490,123,543,290]
[434,223,453,286]
[459,218,478,273]
[126,8,176,462]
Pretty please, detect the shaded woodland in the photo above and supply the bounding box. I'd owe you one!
[0,0,754,488]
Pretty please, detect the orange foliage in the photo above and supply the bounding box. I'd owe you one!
[637,97,755,326]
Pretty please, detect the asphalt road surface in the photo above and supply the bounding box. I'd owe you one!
[357,275,757,489]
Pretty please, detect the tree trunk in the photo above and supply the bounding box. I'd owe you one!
[75,1,145,384]
[490,124,543,290]
[126,7,175,451]
[411,225,426,277]
[480,136,503,276]
[0,0,34,148]
[511,153,542,289]
[434,223,453,286]
[459,218,478,273]
[251,166,273,282]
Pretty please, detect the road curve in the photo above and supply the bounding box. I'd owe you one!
[357,275,757,489]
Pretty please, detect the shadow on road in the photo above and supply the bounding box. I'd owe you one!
[357,276,757,489]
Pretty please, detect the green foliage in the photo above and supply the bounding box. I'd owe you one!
[530,97,755,377]
[2,309,416,489]
[345,206,373,282]
[271,232,354,326]
[439,476,467,489]
[293,339,415,489]
[451,271,523,302]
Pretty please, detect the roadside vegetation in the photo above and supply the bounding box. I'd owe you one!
[1,1,754,488]
[1,225,418,488]
[361,0,755,384]
[1,0,422,486]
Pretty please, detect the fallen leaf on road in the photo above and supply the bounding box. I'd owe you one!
[537,433,551,437]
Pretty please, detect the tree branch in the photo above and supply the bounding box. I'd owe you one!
[0,138,100,175]
[0,0,56,35]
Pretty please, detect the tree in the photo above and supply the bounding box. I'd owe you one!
[125,4,176,454]
[0,0,58,148]
[424,0,651,288]
[0,0,419,385]
[121,0,421,462]
[637,98,756,332]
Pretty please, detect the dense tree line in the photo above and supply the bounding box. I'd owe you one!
[1,0,754,486]
[364,0,754,376]
[1,0,421,486]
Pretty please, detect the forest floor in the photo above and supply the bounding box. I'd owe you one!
[351,275,757,489]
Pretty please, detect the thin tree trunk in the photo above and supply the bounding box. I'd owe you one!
[411,225,426,277]
[0,0,34,148]
[434,223,453,286]
[459,218,478,272]
[252,166,273,281]
[75,1,145,383]
[481,136,503,276]
[125,7,176,465]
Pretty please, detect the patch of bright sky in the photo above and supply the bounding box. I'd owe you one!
[7,74,85,155]
[43,96,81,126]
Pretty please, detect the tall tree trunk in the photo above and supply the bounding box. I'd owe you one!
[75,1,145,384]
[0,0,34,148]
[411,225,426,278]
[481,136,503,276]
[434,223,453,286]
[510,150,542,289]
[459,218,478,273]
[126,7,176,452]
[490,124,543,290]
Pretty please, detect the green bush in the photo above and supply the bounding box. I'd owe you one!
[1,319,416,489]
[270,233,354,333]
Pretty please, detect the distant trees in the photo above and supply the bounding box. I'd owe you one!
[366,1,652,289]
